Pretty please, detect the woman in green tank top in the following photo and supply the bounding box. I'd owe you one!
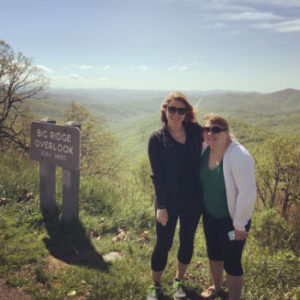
[199,113,256,300]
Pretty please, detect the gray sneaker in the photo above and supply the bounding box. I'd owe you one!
[173,279,187,300]
[146,282,163,300]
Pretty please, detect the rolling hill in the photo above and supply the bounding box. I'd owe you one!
[27,88,299,160]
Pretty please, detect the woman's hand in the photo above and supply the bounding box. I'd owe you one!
[156,208,168,226]
[234,229,248,240]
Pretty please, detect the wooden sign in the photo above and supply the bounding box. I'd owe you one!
[30,122,80,170]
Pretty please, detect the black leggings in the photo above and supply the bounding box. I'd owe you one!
[203,212,251,276]
[151,204,201,272]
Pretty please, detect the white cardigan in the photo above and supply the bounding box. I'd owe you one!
[202,141,257,231]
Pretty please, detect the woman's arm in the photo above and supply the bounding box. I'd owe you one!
[148,132,168,209]
[231,148,257,231]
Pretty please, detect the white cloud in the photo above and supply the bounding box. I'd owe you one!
[198,21,225,29]
[168,62,203,71]
[104,66,111,71]
[97,77,108,81]
[138,65,149,71]
[245,0,300,8]
[197,10,284,25]
[252,19,300,32]
[220,11,285,21]
[207,2,254,12]
[131,65,149,71]
[35,65,52,72]
[179,66,188,71]
[206,0,300,8]
[69,74,83,80]
[80,65,94,70]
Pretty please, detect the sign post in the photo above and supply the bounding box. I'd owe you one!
[62,121,81,224]
[30,120,81,223]
[38,118,56,213]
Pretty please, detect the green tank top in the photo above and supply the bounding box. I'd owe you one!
[199,147,230,218]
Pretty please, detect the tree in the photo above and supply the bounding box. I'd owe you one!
[0,40,48,150]
[253,136,300,218]
[63,101,120,178]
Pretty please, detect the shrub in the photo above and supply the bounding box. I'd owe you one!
[0,148,39,201]
[251,208,294,253]
[288,203,300,252]
[79,177,119,216]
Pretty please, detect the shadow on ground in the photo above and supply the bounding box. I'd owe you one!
[188,289,229,300]
[159,289,204,300]
[42,210,109,271]
[187,289,203,299]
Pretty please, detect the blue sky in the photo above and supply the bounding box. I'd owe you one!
[1,0,300,92]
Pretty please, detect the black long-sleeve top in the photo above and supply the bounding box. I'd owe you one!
[148,122,204,215]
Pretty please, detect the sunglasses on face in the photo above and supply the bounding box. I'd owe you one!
[167,106,187,115]
[203,126,228,134]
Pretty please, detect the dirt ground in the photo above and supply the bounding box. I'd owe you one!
[0,280,31,300]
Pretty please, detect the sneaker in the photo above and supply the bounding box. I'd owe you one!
[173,278,187,300]
[146,282,163,300]
[200,286,222,299]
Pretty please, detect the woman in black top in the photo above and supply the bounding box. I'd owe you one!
[146,91,203,300]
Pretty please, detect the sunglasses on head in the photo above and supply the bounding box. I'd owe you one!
[203,126,228,134]
[167,106,187,115]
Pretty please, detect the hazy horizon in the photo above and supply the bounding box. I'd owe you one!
[46,86,299,94]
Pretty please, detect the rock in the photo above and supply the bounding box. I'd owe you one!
[103,251,123,262]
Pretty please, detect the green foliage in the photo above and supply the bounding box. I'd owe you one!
[63,101,121,179]
[112,113,161,162]
[1,169,300,299]
[0,204,47,275]
[0,39,48,150]
[252,136,300,218]
[1,88,300,299]
[130,152,155,200]
[0,147,39,200]
[34,263,51,285]
[243,240,300,299]
[110,152,156,233]
[251,209,295,253]
[80,177,119,216]
[0,216,7,265]
[26,98,67,120]
[275,250,300,262]
[19,202,45,229]
[197,89,300,137]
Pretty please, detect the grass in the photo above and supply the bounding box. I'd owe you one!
[1,150,300,299]
[1,198,300,299]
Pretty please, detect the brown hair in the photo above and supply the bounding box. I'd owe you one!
[160,91,197,124]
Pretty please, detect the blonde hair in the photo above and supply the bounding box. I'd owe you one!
[203,113,235,140]
[160,91,197,124]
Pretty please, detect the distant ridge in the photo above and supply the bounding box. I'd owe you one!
[29,87,300,161]
[198,88,300,114]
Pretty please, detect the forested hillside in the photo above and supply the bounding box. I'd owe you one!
[196,88,300,136]
[28,88,299,159]
[31,88,300,137]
